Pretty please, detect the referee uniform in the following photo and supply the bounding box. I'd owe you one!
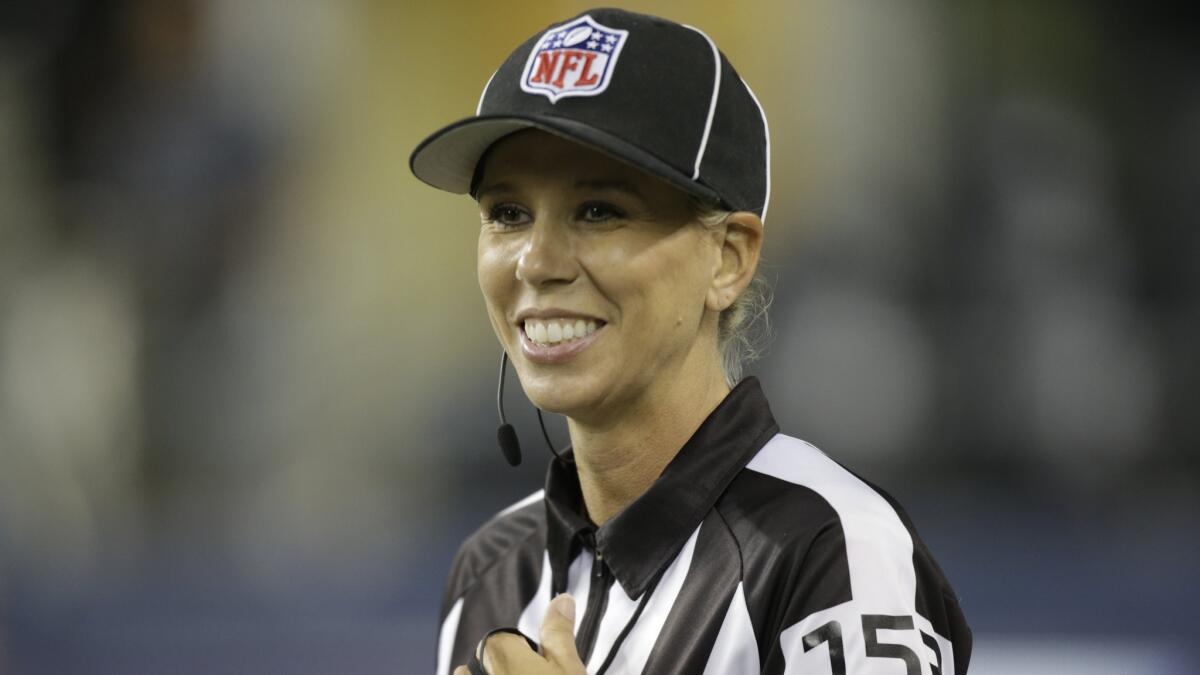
[435,378,971,674]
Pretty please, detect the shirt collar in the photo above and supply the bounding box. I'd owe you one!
[544,377,779,599]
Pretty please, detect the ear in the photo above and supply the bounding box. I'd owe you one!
[706,211,764,313]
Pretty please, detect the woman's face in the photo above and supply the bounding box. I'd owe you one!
[475,130,723,423]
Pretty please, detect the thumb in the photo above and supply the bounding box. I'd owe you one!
[540,594,585,671]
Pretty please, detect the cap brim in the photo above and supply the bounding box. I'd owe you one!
[409,114,723,206]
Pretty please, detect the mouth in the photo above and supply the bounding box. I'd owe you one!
[518,316,607,364]
[521,317,602,345]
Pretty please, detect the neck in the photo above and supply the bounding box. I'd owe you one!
[566,356,730,526]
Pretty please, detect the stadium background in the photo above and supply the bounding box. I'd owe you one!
[0,1,1196,673]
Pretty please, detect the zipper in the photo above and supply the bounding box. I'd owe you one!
[575,548,613,665]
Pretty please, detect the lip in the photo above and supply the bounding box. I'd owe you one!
[519,322,606,364]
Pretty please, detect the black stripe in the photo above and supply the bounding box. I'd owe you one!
[640,516,742,674]
[442,499,547,670]
[717,469,852,675]
[442,500,543,614]
[575,553,614,664]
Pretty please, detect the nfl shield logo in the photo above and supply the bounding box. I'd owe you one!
[520,15,630,103]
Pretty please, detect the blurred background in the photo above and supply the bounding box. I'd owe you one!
[0,1,1197,673]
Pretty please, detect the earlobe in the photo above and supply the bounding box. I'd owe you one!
[706,211,764,312]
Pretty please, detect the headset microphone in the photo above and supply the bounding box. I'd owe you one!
[496,350,523,466]
[496,349,566,467]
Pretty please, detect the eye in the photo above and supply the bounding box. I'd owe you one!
[578,201,626,223]
[484,203,531,228]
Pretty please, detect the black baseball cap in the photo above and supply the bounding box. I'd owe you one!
[409,7,771,220]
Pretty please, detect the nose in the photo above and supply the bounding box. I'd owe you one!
[516,218,577,286]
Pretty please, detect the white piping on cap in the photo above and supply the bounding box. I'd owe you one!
[683,24,722,181]
[476,69,498,115]
[740,76,771,223]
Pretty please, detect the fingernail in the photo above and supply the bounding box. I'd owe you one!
[553,593,575,622]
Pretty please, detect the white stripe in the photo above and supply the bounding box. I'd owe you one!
[517,551,553,638]
[518,549,593,641]
[702,582,760,675]
[746,434,915,611]
[683,25,722,181]
[749,434,955,674]
[435,597,464,675]
[739,77,771,222]
[495,489,543,519]
[566,549,594,635]
[597,525,701,674]
[476,69,498,115]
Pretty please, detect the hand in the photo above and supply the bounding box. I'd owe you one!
[454,594,587,675]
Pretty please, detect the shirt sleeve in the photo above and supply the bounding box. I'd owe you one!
[433,500,547,675]
[434,544,471,675]
[768,520,971,675]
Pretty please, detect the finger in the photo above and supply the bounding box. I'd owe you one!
[453,667,469,675]
[540,594,585,671]
[482,632,540,674]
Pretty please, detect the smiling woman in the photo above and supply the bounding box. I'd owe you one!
[410,8,971,675]
[474,131,751,434]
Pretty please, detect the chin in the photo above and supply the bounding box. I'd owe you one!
[518,369,604,418]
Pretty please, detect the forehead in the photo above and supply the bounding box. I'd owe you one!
[476,129,680,198]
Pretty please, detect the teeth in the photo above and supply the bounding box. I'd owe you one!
[523,318,601,345]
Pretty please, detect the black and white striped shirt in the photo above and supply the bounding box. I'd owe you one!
[435,378,971,674]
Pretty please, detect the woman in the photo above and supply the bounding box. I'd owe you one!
[411,9,971,675]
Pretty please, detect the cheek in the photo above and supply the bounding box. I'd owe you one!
[601,241,711,332]
[477,236,513,300]
[477,237,520,336]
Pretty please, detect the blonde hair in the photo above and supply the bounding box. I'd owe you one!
[690,198,774,385]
